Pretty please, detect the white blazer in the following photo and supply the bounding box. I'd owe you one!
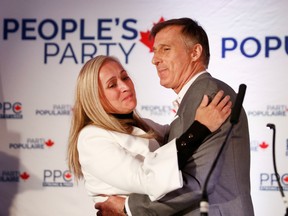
[77,120,183,203]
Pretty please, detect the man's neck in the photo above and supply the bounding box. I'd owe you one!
[173,64,207,94]
[176,70,207,105]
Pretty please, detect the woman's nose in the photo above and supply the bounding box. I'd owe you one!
[119,80,129,92]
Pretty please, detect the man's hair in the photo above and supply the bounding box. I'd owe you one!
[150,17,210,66]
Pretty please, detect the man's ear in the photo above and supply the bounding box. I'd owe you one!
[191,44,203,61]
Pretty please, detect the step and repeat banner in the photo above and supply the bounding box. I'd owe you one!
[0,0,287,215]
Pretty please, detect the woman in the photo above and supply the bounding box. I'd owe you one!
[67,55,231,204]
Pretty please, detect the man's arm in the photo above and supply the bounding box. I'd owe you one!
[94,188,202,216]
[94,91,232,216]
[127,182,203,216]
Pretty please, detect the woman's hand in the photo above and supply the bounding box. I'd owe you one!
[195,90,232,132]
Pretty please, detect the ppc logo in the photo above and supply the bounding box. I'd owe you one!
[0,102,22,119]
[260,173,288,191]
[42,169,73,187]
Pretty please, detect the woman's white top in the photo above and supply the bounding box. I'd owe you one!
[77,120,183,203]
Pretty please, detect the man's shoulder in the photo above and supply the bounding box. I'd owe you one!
[193,74,235,95]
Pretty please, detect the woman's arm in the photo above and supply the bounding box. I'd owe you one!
[176,90,232,169]
[78,125,182,201]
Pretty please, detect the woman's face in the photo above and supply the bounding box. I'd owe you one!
[99,60,137,114]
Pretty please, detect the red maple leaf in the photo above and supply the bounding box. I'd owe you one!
[65,172,72,180]
[139,17,165,52]
[15,105,22,111]
[259,141,269,149]
[45,139,54,147]
[139,31,154,52]
[20,172,30,180]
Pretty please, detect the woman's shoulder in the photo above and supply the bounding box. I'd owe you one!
[79,125,111,138]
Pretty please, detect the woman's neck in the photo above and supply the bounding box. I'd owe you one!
[112,112,133,120]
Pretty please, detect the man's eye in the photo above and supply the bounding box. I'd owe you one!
[123,76,130,81]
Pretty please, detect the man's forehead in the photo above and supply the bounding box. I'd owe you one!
[154,30,182,45]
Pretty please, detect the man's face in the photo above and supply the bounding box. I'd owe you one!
[152,26,194,93]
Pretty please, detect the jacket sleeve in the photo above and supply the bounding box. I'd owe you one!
[77,126,182,201]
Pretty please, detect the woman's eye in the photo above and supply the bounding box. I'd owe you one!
[108,83,116,88]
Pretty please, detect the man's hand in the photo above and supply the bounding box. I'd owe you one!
[95,195,126,216]
[195,90,232,132]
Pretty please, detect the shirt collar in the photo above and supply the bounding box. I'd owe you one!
[176,71,207,105]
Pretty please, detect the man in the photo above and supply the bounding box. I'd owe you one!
[96,17,254,216]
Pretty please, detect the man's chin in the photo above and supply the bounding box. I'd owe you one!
[160,81,170,89]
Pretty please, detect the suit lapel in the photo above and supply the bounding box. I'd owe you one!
[168,73,212,142]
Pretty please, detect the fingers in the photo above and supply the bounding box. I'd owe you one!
[222,101,232,114]
[209,90,231,112]
[209,90,224,106]
[95,202,102,210]
[216,95,231,111]
[195,90,232,132]
[95,194,109,209]
[199,95,209,108]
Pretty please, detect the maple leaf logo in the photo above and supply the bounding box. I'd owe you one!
[259,141,269,149]
[20,172,30,180]
[284,175,288,184]
[139,17,165,52]
[15,105,22,111]
[64,172,72,180]
[45,139,54,147]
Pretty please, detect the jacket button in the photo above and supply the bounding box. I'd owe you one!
[181,141,186,146]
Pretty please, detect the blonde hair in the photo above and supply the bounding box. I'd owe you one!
[67,55,160,180]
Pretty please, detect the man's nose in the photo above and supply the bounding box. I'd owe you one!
[152,54,160,65]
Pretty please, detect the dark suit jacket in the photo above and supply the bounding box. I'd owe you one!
[128,73,254,216]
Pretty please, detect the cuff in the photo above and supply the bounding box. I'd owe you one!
[124,196,132,216]
[176,120,211,152]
